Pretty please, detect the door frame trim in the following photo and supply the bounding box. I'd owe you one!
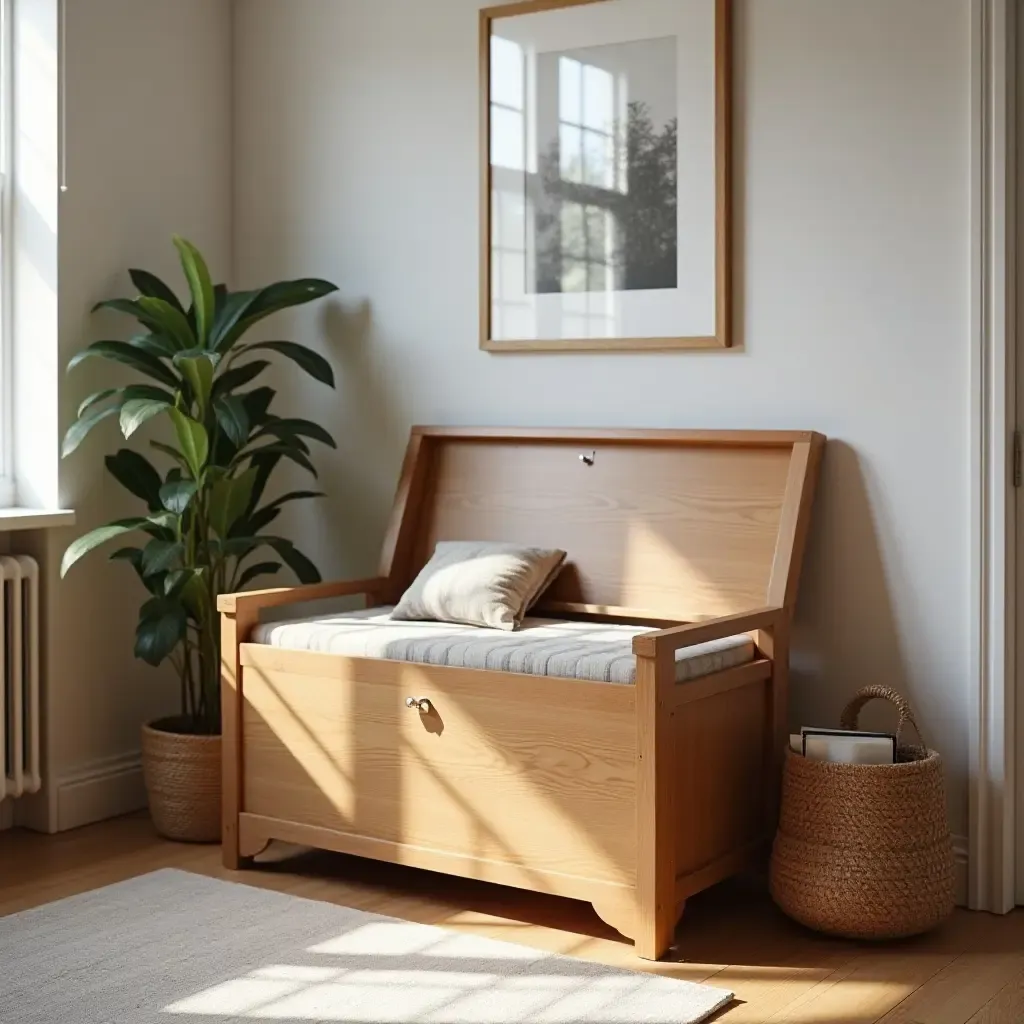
[969,0,1018,913]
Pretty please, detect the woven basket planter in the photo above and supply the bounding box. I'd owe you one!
[142,718,221,843]
[769,686,954,940]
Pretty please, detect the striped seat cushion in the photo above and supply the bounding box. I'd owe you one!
[252,607,755,686]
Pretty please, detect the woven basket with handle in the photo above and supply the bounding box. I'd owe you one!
[769,686,955,940]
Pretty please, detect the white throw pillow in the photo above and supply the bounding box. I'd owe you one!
[391,541,567,631]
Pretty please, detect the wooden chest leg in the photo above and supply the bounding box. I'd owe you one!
[591,890,637,942]
[220,607,256,871]
[635,651,677,961]
[592,892,683,957]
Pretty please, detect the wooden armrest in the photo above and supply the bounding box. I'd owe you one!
[632,606,784,658]
[218,577,389,616]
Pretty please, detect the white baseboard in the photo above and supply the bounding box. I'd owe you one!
[954,834,969,908]
[55,752,146,832]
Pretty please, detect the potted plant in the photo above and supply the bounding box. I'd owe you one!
[61,237,338,842]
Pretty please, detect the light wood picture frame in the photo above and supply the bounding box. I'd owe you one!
[480,0,732,353]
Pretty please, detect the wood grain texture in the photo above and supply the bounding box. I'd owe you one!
[378,429,433,589]
[241,656,636,888]
[591,888,638,941]
[634,651,675,960]
[767,437,825,609]
[482,336,725,353]
[714,0,732,348]
[767,951,959,1024]
[676,839,768,904]
[481,0,605,19]
[8,815,1024,1024]
[675,678,769,880]
[875,955,1024,1024]
[755,625,790,823]
[238,813,632,906]
[220,607,255,869]
[217,577,387,615]
[220,426,825,959]
[672,659,771,709]
[968,969,1024,1022]
[634,607,783,658]
[414,439,793,619]
[478,5,493,350]
[410,426,823,446]
[479,0,732,351]
[6,816,1024,1024]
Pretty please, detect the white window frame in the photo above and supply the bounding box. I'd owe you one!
[0,0,16,507]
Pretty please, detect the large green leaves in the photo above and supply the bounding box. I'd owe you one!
[241,341,335,387]
[141,540,183,577]
[135,597,188,666]
[129,333,179,359]
[208,468,258,538]
[218,535,320,585]
[244,442,318,478]
[149,440,189,471]
[64,240,339,729]
[246,451,281,512]
[264,537,322,584]
[236,562,281,590]
[61,519,151,577]
[212,360,269,398]
[92,298,166,332]
[241,387,275,428]
[120,398,171,439]
[214,396,250,449]
[62,404,122,458]
[257,416,337,449]
[173,237,216,347]
[67,341,178,387]
[105,450,163,510]
[77,383,172,419]
[137,298,195,351]
[174,351,217,413]
[168,409,209,479]
[236,490,323,537]
[93,298,194,351]
[129,270,185,315]
[159,479,198,516]
[210,279,338,352]
[65,385,175,456]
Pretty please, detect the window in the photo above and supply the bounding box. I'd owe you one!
[490,35,526,172]
[555,56,618,336]
[490,36,533,339]
[559,201,611,294]
[491,186,532,339]
[0,0,14,507]
[558,56,616,190]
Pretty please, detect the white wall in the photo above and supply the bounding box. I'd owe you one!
[233,0,972,834]
[19,0,233,830]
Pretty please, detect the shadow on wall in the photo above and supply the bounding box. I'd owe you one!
[792,440,926,745]
[317,299,411,580]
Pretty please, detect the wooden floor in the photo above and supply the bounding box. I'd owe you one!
[1,815,1023,1023]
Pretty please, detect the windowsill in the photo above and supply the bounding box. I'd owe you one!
[0,508,75,532]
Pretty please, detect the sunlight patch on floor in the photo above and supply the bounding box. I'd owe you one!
[310,921,540,960]
[162,920,688,1022]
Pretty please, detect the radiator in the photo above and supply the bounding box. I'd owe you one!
[0,556,39,800]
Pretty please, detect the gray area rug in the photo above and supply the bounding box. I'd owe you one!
[0,869,733,1023]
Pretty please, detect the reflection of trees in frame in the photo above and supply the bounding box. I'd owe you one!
[532,102,679,295]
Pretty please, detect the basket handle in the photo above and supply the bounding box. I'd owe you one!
[839,685,926,750]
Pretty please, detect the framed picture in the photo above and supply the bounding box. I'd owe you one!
[480,0,731,352]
